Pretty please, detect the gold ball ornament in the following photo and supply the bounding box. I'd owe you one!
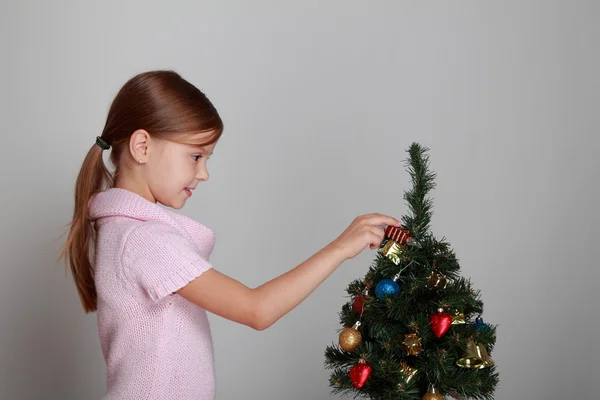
[422,384,444,400]
[339,321,362,352]
[422,392,444,400]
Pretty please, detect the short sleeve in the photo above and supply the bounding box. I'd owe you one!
[121,222,213,301]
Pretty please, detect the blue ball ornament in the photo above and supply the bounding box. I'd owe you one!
[375,279,400,299]
[474,317,487,329]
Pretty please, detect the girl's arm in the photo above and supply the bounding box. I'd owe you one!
[177,213,399,330]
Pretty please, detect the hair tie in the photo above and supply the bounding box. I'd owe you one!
[96,136,110,150]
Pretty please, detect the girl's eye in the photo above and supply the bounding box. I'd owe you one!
[192,155,202,161]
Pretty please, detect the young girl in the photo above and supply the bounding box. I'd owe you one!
[61,70,400,399]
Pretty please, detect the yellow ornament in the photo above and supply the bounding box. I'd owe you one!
[428,271,447,290]
[476,343,495,368]
[451,310,465,325]
[339,321,362,352]
[422,384,444,400]
[381,240,406,265]
[422,392,444,400]
[399,360,418,384]
[456,340,484,369]
[402,333,423,356]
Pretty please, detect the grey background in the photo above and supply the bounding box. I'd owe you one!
[1,1,598,399]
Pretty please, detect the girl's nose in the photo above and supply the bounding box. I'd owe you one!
[196,165,209,182]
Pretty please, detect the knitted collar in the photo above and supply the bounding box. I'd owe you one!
[88,187,215,253]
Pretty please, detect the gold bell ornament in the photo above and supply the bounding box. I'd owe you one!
[338,321,362,352]
[422,384,444,400]
[475,342,495,368]
[456,339,487,369]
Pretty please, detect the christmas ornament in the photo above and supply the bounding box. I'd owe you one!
[422,384,444,400]
[385,225,413,245]
[475,343,495,368]
[352,294,366,314]
[474,316,487,329]
[381,226,412,265]
[376,272,401,299]
[402,333,423,356]
[456,340,484,369]
[381,241,406,265]
[376,279,400,298]
[339,321,362,352]
[399,360,418,384]
[430,308,452,338]
[427,270,447,290]
[349,359,372,388]
[451,310,466,325]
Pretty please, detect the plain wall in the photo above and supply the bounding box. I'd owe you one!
[1,1,598,399]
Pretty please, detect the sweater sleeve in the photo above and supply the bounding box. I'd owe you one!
[121,222,213,301]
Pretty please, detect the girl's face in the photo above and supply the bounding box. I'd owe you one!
[145,134,216,209]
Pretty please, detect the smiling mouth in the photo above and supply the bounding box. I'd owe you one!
[184,187,194,196]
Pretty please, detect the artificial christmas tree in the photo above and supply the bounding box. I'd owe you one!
[324,143,498,399]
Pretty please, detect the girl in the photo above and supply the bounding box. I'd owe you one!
[60,70,400,399]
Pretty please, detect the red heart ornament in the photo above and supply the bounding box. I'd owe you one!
[352,295,366,313]
[430,309,453,338]
[349,360,372,389]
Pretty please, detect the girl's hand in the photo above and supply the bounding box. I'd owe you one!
[328,213,401,261]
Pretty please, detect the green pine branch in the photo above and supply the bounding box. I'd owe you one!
[401,143,437,239]
[324,143,498,399]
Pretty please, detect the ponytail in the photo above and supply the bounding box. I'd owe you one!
[60,70,223,313]
[59,143,113,313]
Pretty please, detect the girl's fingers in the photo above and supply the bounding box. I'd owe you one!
[368,230,384,249]
[364,214,400,229]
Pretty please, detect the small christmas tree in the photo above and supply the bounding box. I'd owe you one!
[324,143,498,400]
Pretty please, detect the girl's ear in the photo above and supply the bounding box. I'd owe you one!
[129,129,150,163]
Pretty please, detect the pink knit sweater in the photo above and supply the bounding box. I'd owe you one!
[89,188,216,399]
